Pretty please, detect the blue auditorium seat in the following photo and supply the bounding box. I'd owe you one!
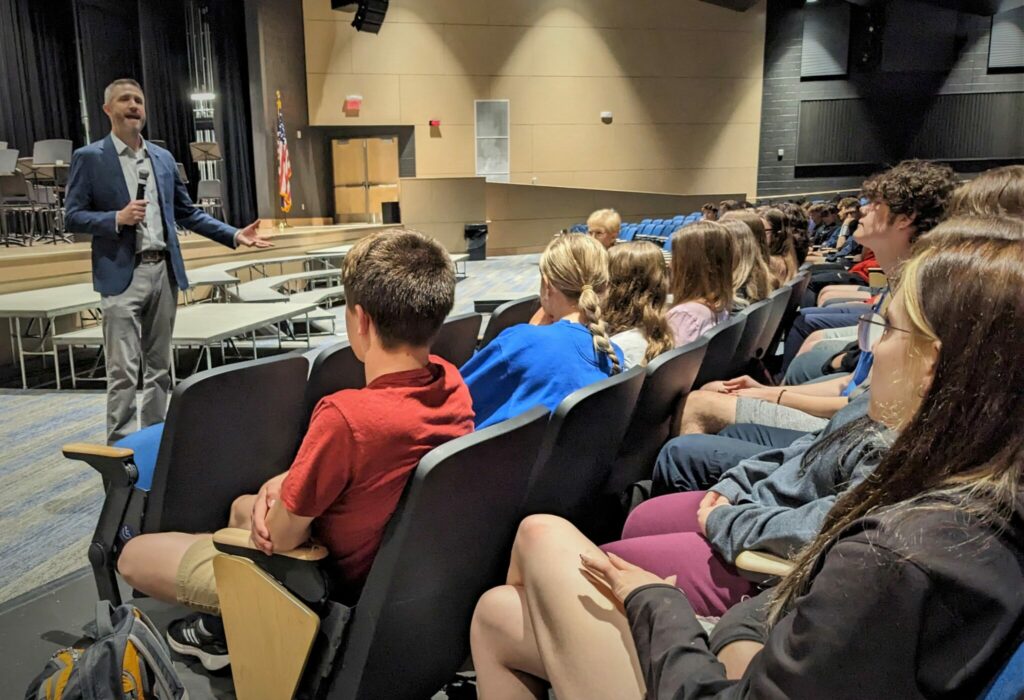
[980,640,1024,699]
[663,236,674,251]
[114,423,164,491]
[640,218,652,225]
[619,223,638,241]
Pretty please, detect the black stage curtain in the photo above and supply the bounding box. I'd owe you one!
[138,0,197,188]
[73,0,143,143]
[0,0,82,155]
[204,0,258,225]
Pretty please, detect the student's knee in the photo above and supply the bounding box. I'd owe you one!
[472,585,522,645]
[228,494,256,529]
[514,514,572,554]
[653,435,726,494]
[117,535,147,588]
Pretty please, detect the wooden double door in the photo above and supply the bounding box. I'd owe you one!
[332,137,399,223]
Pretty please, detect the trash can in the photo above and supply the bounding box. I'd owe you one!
[465,223,488,261]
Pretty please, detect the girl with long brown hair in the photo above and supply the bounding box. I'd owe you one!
[666,221,735,347]
[605,241,675,368]
[470,219,1024,699]
[719,218,776,309]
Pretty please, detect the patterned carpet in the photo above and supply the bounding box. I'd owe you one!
[0,390,106,603]
[0,254,541,605]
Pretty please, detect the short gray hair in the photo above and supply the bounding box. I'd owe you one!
[104,78,143,105]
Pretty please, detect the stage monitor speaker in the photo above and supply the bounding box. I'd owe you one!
[352,0,388,33]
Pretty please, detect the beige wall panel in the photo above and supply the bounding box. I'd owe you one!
[401,177,487,224]
[311,73,401,125]
[527,171,579,187]
[408,221,471,252]
[509,125,534,174]
[386,0,491,25]
[303,0,764,196]
[581,0,764,32]
[399,75,488,126]
[637,78,762,125]
[443,25,534,77]
[487,219,565,250]
[489,76,645,126]
[673,30,765,79]
[413,125,476,176]
[302,0,340,22]
[350,22,448,75]
[485,0,592,28]
[304,19,354,74]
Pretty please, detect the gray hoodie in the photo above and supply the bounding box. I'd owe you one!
[706,393,892,562]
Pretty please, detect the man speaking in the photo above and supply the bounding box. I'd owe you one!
[65,78,272,444]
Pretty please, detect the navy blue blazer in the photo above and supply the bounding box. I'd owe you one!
[64,134,238,295]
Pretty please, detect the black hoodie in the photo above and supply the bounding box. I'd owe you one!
[624,495,1024,699]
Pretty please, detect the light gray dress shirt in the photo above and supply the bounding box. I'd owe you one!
[110,133,165,253]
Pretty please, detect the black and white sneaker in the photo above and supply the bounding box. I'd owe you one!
[166,613,230,671]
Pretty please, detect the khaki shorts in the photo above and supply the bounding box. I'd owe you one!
[175,537,221,615]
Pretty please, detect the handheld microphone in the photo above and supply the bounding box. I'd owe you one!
[136,167,150,201]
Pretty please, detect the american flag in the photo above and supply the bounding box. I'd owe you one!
[276,90,292,214]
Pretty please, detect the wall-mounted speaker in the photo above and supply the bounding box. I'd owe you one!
[353,0,389,33]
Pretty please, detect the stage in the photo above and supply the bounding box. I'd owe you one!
[0,222,391,295]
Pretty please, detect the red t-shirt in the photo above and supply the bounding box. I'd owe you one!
[849,248,879,283]
[280,356,474,594]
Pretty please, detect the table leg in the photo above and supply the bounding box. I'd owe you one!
[68,345,77,390]
[15,318,27,389]
[305,313,311,347]
[252,330,258,359]
[206,345,213,371]
[46,319,61,390]
[171,352,177,385]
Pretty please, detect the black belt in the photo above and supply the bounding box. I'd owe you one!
[136,250,167,265]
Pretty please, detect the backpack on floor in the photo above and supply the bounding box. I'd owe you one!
[25,601,188,700]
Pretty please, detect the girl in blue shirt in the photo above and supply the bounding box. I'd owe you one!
[461,234,624,429]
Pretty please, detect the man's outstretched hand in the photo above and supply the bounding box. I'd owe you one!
[237,220,274,248]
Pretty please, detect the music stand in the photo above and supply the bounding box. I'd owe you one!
[190,142,222,162]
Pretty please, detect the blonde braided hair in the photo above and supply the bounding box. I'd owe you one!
[540,235,621,374]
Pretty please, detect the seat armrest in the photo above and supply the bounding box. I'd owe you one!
[63,442,138,488]
[734,550,796,577]
[213,528,328,561]
[213,528,331,608]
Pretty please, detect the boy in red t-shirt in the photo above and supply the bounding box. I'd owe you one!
[117,229,474,670]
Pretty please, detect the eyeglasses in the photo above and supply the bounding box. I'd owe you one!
[857,312,916,352]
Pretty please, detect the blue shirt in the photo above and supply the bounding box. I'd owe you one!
[841,289,888,398]
[460,320,624,429]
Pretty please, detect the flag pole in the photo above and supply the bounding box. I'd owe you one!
[276,89,293,232]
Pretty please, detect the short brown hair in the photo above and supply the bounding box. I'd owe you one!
[669,221,734,314]
[342,228,455,349]
[947,165,1024,219]
[104,78,143,105]
[861,160,956,238]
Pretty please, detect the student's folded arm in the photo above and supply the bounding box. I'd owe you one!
[705,498,837,564]
[624,584,737,700]
[265,500,314,553]
[788,373,851,397]
[711,435,817,505]
[780,393,848,419]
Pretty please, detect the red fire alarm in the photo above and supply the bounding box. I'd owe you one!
[344,95,363,112]
[429,119,441,127]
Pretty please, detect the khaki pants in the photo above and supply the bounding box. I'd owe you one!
[175,537,221,615]
[102,260,177,444]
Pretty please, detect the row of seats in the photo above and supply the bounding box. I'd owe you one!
[64,273,811,698]
[569,212,704,251]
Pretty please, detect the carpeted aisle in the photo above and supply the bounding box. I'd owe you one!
[0,390,107,603]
